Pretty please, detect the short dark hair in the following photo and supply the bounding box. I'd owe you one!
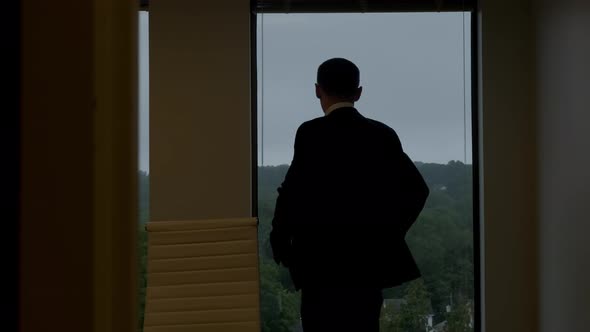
[317,58,360,98]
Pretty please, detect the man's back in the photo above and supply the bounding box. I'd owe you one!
[271,106,429,290]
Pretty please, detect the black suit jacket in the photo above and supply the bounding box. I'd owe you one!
[270,107,429,290]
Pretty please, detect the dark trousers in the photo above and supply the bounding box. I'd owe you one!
[300,287,383,332]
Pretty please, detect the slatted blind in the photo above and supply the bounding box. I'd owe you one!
[144,218,260,332]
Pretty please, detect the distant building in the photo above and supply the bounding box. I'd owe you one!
[433,320,447,331]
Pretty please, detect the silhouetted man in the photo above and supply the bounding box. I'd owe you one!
[270,58,430,331]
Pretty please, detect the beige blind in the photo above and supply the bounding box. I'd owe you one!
[144,218,260,332]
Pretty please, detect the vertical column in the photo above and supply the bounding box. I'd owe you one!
[480,0,538,330]
[150,0,252,221]
[93,0,139,331]
[20,1,95,331]
[536,1,590,331]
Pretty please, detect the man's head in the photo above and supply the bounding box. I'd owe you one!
[316,58,362,110]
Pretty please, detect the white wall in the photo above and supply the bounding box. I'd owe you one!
[536,1,590,331]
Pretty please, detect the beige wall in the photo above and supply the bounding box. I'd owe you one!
[480,0,539,330]
[536,1,590,331]
[20,1,94,330]
[20,0,137,331]
[481,1,590,330]
[93,0,139,331]
[150,0,252,221]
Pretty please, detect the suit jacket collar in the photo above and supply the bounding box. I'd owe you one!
[325,102,355,115]
[326,106,362,119]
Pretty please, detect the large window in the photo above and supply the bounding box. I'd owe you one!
[256,12,477,332]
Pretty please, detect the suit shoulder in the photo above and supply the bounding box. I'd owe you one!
[297,116,327,134]
[366,118,399,137]
[303,116,328,127]
[365,118,403,151]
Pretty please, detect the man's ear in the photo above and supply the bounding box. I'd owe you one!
[315,83,322,99]
[353,86,363,102]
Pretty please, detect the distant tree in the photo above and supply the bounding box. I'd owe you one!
[396,279,432,332]
[445,296,473,332]
[259,260,300,332]
[380,300,404,332]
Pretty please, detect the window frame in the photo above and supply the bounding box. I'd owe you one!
[250,3,482,331]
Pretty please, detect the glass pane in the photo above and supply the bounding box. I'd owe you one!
[138,10,149,332]
[257,12,474,332]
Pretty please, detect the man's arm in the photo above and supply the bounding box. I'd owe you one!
[384,128,429,235]
[269,125,306,267]
[397,152,430,234]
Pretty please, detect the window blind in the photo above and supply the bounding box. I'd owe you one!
[144,218,260,332]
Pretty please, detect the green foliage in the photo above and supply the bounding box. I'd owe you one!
[381,304,403,332]
[399,280,432,331]
[259,260,301,332]
[138,171,149,332]
[381,279,431,332]
[445,295,474,332]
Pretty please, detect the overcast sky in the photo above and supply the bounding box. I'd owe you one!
[139,12,472,171]
[139,12,149,172]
